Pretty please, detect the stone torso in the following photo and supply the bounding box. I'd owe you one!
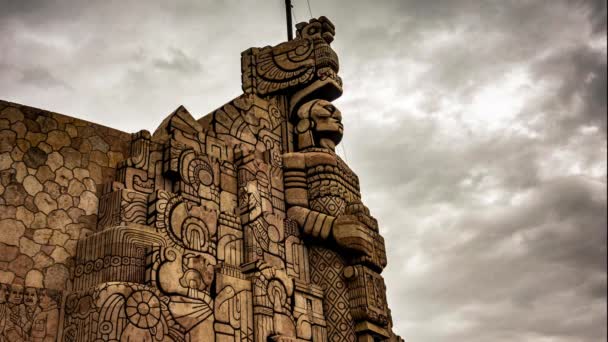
[304,148,360,217]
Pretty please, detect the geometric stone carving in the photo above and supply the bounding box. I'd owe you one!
[0,15,403,342]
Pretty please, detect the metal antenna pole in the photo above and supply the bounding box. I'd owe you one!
[285,0,294,40]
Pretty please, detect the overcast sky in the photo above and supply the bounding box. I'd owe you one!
[1,1,606,341]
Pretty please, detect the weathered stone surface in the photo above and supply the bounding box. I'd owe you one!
[73,167,90,180]
[47,209,71,231]
[78,190,98,215]
[35,164,55,183]
[11,121,27,139]
[0,243,19,262]
[0,270,15,283]
[90,150,109,166]
[49,230,70,246]
[88,135,110,152]
[23,146,48,168]
[36,115,58,133]
[79,138,92,153]
[46,151,64,171]
[23,117,40,132]
[34,191,58,214]
[67,207,85,223]
[108,151,124,166]
[0,129,16,152]
[50,246,70,263]
[23,194,37,212]
[47,129,71,150]
[0,173,10,187]
[87,161,102,182]
[39,244,55,255]
[33,251,54,269]
[0,205,16,219]
[55,166,73,187]
[57,194,72,210]
[31,212,47,228]
[33,228,54,244]
[3,183,27,206]
[16,206,34,226]
[66,223,85,240]
[82,177,96,192]
[13,161,28,182]
[8,254,33,278]
[23,174,43,195]
[38,141,53,153]
[64,239,77,253]
[1,106,24,123]
[10,144,25,160]
[16,138,31,153]
[44,263,69,289]
[24,269,44,287]
[25,131,46,146]
[60,146,82,169]
[43,180,62,199]
[66,123,78,137]
[0,152,11,170]
[19,236,41,257]
[67,179,85,197]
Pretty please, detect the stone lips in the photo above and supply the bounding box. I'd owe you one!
[0,16,403,342]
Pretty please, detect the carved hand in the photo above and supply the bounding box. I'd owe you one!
[332,214,374,257]
[9,311,21,326]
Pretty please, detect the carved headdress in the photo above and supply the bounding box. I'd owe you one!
[241,16,342,115]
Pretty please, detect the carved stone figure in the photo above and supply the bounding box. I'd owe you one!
[0,16,403,342]
[31,289,60,342]
[0,284,9,342]
[284,99,390,341]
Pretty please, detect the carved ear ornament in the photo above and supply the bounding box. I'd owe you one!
[296,119,312,134]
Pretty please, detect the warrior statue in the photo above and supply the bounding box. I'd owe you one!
[284,99,391,341]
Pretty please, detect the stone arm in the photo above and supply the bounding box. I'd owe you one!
[283,153,373,256]
[284,154,335,240]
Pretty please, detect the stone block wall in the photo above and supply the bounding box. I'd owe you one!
[0,100,131,340]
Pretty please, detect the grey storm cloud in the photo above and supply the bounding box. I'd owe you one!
[19,66,71,89]
[0,1,605,341]
[152,48,203,74]
[530,45,607,137]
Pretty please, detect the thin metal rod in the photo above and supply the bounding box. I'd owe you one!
[285,0,294,40]
[306,0,313,18]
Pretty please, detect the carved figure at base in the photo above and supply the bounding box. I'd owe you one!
[30,289,59,342]
[3,284,26,341]
[0,284,8,342]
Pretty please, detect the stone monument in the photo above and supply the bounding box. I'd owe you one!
[0,17,403,342]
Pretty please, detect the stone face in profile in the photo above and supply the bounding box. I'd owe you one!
[0,16,403,342]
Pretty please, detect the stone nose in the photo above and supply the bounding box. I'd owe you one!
[332,110,342,122]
